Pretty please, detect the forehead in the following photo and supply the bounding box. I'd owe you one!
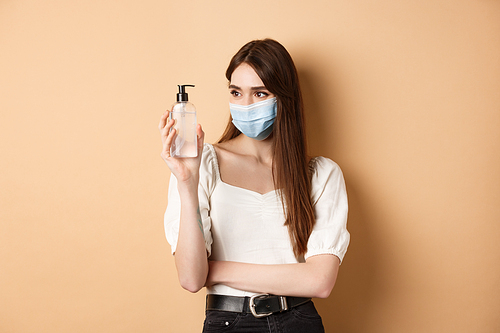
[230,63,265,88]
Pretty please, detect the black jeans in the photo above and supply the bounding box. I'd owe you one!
[202,300,325,333]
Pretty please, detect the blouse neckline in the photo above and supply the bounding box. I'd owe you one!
[206,143,278,197]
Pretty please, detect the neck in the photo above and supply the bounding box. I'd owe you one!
[234,133,274,165]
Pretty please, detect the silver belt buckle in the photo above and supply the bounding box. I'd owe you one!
[249,294,273,318]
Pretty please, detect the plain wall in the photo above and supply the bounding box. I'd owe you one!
[1,0,499,332]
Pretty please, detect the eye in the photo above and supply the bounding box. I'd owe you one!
[230,90,241,97]
[255,91,269,98]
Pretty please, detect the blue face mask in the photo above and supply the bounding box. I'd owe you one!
[229,97,277,140]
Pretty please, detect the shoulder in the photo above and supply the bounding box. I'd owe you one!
[200,143,220,184]
[309,156,346,202]
[309,156,342,179]
[202,142,216,159]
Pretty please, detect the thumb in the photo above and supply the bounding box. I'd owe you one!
[196,124,205,152]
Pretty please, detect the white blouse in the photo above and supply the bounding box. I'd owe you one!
[164,143,349,297]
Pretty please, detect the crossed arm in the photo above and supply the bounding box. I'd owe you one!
[206,255,340,299]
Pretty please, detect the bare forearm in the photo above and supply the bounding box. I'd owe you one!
[174,182,208,293]
[207,255,340,298]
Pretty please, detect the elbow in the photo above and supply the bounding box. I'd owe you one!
[179,276,205,293]
[311,275,337,299]
[176,265,207,293]
[305,255,340,298]
[313,284,334,299]
[174,254,208,293]
[181,284,204,294]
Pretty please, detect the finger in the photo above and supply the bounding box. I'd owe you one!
[163,127,177,155]
[196,124,204,140]
[160,118,175,143]
[158,110,171,131]
[161,128,176,160]
[196,124,205,153]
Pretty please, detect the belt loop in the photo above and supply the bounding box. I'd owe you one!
[279,296,288,312]
[243,295,250,310]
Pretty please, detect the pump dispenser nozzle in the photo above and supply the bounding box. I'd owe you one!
[177,84,195,102]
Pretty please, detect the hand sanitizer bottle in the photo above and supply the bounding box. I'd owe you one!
[170,84,197,157]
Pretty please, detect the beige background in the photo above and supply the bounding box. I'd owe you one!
[1,0,499,332]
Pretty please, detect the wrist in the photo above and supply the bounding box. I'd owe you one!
[208,261,233,286]
[176,176,199,196]
[207,260,221,286]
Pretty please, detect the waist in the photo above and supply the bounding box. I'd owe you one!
[207,284,265,297]
[206,294,311,318]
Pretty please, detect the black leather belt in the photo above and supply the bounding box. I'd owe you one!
[206,294,311,318]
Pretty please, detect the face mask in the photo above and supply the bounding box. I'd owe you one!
[229,97,277,140]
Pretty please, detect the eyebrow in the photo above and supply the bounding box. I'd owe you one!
[229,84,268,91]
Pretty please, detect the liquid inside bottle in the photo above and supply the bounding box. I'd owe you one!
[170,106,197,157]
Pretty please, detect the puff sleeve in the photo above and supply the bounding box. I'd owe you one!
[305,157,350,263]
[164,144,216,257]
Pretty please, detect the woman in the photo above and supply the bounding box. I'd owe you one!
[159,39,349,333]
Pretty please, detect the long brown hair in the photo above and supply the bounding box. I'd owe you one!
[218,39,315,259]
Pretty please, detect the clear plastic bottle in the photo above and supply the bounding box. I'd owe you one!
[170,85,197,157]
